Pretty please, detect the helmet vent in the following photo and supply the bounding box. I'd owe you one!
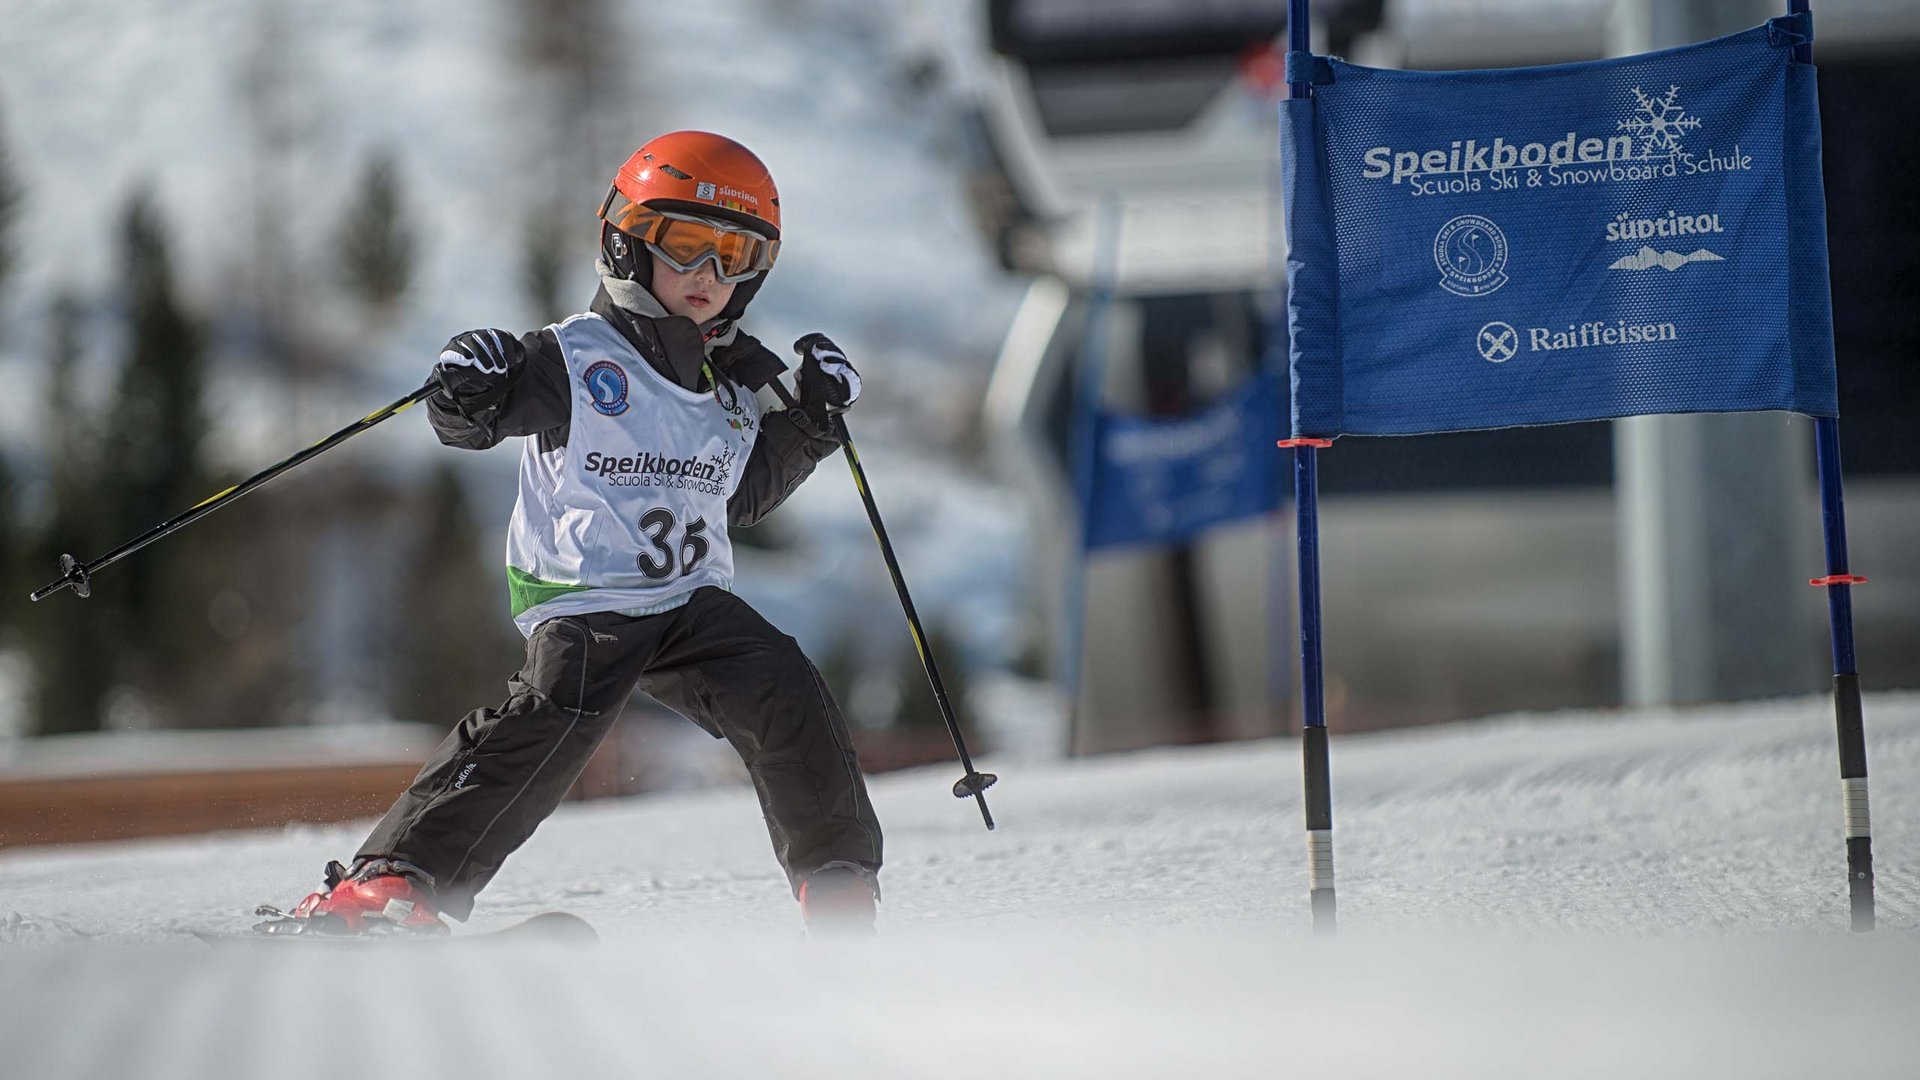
[659,163,693,180]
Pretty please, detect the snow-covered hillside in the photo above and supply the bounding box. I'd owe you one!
[0,0,1025,496]
[0,0,1033,731]
[0,0,1019,367]
[4,693,1917,1077]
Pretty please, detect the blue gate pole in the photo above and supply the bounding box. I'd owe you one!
[1061,194,1123,755]
[1814,418,1873,931]
[1284,0,1336,936]
[1793,0,1874,933]
[1291,438,1335,932]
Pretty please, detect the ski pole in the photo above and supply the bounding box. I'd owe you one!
[29,383,438,603]
[772,380,999,830]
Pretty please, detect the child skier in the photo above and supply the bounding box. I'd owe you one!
[281,131,884,933]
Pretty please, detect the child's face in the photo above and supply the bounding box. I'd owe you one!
[649,252,738,321]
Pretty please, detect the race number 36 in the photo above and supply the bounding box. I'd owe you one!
[636,508,711,579]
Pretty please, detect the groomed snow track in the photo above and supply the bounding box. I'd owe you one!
[4,693,1917,1077]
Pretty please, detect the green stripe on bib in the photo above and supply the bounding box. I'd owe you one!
[507,565,594,617]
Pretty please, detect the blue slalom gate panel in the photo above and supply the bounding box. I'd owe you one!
[1281,15,1837,439]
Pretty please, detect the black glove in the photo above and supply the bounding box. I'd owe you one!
[794,333,861,433]
[432,328,524,421]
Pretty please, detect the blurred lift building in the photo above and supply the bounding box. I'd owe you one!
[972,0,1920,753]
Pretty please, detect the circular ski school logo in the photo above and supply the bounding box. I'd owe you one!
[584,360,630,416]
[1435,214,1509,297]
[1477,322,1519,363]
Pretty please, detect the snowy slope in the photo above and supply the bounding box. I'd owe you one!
[4,692,1918,1077]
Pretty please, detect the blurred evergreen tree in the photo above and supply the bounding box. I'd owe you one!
[812,631,863,727]
[509,0,625,307]
[238,5,302,339]
[103,190,208,714]
[390,464,521,726]
[335,149,415,324]
[0,96,29,640]
[28,294,116,734]
[522,206,568,325]
[0,98,19,302]
[510,0,618,179]
[0,453,15,633]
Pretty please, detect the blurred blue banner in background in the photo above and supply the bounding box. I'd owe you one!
[1081,370,1283,551]
[1282,15,1837,439]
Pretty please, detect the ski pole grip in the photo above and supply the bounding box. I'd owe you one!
[768,377,851,445]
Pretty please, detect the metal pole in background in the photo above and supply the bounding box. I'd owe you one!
[1283,0,1337,936]
[1613,0,1818,711]
[1793,0,1875,932]
[1061,194,1123,756]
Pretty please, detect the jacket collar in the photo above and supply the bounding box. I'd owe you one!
[588,286,790,395]
[590,287,712,392]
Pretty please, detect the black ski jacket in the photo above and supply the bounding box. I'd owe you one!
[427,289,841,527]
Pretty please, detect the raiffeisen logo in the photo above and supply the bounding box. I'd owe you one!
[1476,318,1680,361]
[1527,319,1678,352]
[1359,85,1749,197]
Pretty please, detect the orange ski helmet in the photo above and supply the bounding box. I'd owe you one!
[597,131,781,319]
[606,130,780,239]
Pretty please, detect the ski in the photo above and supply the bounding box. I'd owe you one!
[192,909,597,947]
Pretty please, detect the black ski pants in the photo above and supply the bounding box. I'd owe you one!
[357,587,883,919]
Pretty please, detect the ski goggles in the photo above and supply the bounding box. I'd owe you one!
[599,189,780,283]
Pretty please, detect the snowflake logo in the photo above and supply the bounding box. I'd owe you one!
[1618,85,1703,156]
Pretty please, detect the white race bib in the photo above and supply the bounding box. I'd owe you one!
[506,313,761,635]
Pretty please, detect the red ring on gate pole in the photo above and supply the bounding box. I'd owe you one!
[1810,574,1869,587]
[1278,438,1334,448]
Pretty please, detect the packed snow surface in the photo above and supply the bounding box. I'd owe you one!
[5,693,1919,1078]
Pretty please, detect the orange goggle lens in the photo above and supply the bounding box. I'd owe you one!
[600,190,779,283]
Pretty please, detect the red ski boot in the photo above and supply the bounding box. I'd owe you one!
[798,865,877,936]
[274,859,449,935]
